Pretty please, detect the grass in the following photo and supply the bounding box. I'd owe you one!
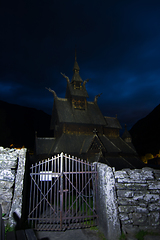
[5,223,15,234]
[90,226,98,230]
[1,215,15,234]
[135,230,148,240]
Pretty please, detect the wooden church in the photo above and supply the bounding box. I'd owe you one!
[35,53,144,170]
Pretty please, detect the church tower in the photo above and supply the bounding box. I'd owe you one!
[63,50,89,110]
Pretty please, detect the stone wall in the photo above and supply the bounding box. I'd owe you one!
[115,168,160,235]
[97,163,160,240]
[0,147,27,227]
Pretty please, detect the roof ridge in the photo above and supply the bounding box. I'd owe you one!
[104,116,117,119]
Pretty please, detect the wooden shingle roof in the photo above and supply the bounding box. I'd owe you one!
[52,98,106,125]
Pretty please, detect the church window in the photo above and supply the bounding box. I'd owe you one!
[74,82,82,90]
[72,99,85,110]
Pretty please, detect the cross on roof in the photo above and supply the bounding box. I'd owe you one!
[93,128,98,134]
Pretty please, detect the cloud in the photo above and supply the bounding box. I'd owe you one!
[0,0,160,130]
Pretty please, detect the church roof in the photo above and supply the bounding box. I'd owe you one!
[80,134,121,154]
[35,137,56,155]
[104,116,122,129]
[52,134,85,153]
[71,50,82,83]
[39,133,137,155]
[107,137,137,154]
[73,50,80,71]
[52,98,106,125]
[71,72,83,83]
[104,156,145,170]
[67,82,89,98]
[35,133,144,169]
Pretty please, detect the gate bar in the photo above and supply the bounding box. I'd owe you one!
[60,152,63,230]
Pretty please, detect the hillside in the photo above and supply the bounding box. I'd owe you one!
[130,104,160,156]
[0,100,52,150]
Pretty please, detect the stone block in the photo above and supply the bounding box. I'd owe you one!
[114,170,128,179]
[116,182,127,189]
[0,159,17,169]
[133,193,145,201]
[153,169,160,179]
[148,212,160,226]
[144,194,160,202]
[151,189,160,194]
[122,219,133,225]
[132,212,148,225]
[119,213,129,221]
[0,169,15,181]
[148,203,160,211]
[118,198,138,206]
[0,180,14,189]
[118,205,137,213]
[117,190,134,198]
[148,181,160,190]
[135,206,149,213]
[0,146,4,151]
[141,168,154,180]
[117,177,132,183]
[128,169,142,179]
[0,189,13,201]
[1,201,11,214]
[124,183,147,190]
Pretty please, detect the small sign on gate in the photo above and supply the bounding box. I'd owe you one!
[40,171,52,181]
[39,171,59,181]
[40,171,60,181]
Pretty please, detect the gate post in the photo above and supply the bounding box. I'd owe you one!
[60,152,63,230]
[97,163,121,240]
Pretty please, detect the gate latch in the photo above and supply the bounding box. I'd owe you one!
[59,189,68,192]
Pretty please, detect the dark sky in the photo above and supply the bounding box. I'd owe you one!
[0,0,160,131]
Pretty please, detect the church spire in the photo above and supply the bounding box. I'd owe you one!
[72,49,80,72]
[75,48,77,61]
[71,49,82,83]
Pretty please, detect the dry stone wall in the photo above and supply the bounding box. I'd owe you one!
[97,163,160,240]
[0,147,27,227]
[115,168,160,235]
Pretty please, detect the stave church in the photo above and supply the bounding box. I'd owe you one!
[35,52,144,170]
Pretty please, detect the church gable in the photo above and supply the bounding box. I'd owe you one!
[89,135,106,153]
[72,97,86,110]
